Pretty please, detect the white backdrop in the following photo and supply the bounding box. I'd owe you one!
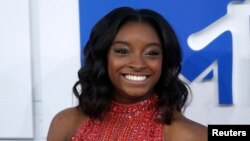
[0,0,33,138]
[0,0,80,140]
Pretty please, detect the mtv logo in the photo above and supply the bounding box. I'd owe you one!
[187,0,250,107]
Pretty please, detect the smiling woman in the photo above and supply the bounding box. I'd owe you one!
[108,22,163,103]
[47,6,208,141]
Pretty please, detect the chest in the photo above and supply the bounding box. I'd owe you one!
[72,110,163,141]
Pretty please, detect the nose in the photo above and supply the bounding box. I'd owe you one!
[128,54,146,70]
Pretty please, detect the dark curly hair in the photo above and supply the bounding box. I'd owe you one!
[73,6,189,124]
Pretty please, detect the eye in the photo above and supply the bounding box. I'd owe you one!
[114,48,129,55]
[145,50,161,56]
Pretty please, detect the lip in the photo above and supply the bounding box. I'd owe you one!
[121,73,150,86]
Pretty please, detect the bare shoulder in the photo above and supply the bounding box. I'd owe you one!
[164,112,208,141]
[47,107,85,141]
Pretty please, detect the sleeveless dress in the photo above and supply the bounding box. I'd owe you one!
[72,96,163,141]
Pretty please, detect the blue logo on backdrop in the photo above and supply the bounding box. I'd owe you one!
[79,0,246,105]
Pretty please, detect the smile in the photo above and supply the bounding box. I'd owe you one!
[124,74,147,81]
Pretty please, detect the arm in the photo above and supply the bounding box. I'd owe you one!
[47,107,84,141]
[164,112,208,141]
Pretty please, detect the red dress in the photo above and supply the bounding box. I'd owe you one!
[72,96,163,141]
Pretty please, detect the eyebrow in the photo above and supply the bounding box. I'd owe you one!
[112,41,130,46]
[112,40,162,48]
[145,42,162,48]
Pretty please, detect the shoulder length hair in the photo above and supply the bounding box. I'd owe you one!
[73,6,189,124]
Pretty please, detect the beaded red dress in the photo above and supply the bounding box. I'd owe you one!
[72,96,163,141]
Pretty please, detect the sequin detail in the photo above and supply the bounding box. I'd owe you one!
[72,96,163,141]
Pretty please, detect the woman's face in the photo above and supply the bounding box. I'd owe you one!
[107,22,163,103]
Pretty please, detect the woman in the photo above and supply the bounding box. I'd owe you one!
[47,7,208,141]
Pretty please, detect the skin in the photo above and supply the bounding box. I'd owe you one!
[108,22,163,103]
[47,22,208,141]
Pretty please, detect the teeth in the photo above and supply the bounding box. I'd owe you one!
[125,74,147,81]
